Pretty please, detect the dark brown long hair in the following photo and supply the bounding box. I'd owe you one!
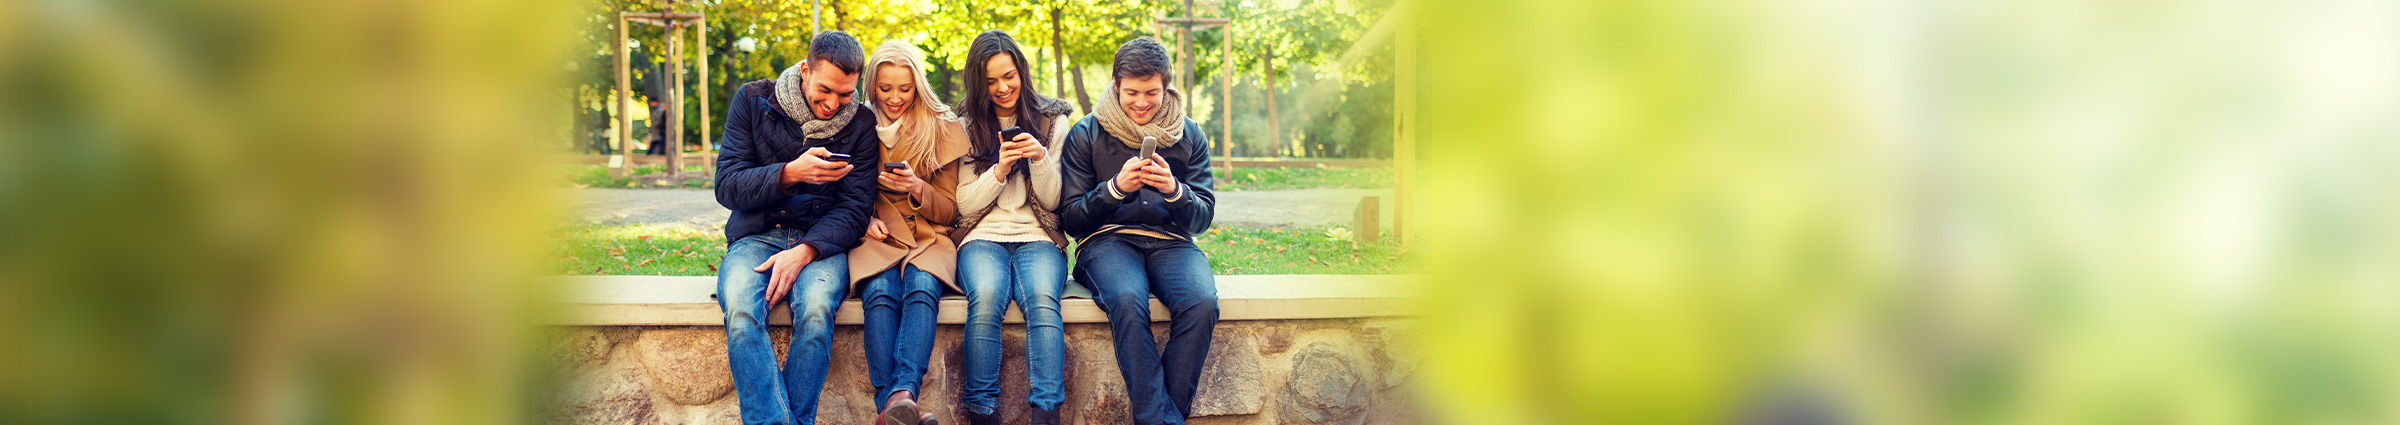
[959,30,1053,175]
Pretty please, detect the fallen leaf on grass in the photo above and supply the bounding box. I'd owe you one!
[637,259,655,266]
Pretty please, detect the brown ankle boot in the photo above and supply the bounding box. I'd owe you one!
[880,391,931,425]
[1028,406,1061,425]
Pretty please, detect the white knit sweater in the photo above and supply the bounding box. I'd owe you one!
[955,114,1074,244]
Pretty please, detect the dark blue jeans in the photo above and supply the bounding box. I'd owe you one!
[956,240,1069,414]
[1075,235,1218,425]
[716,228,851,425]
[859,264,941,410]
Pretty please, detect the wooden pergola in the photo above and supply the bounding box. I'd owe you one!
[611,10,712,179]
[1155,15,1233,176]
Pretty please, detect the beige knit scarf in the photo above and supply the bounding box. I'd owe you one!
[1091,85,1185,148]
[775,62,860,139]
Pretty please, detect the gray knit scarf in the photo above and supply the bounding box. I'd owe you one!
[775,63,860,139]
[1091,85,1185,148]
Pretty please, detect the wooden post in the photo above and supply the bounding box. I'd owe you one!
[1393,9,1414,245]
[1221,33,1233,178]
[1356,196,1381,244]
[1263,47,1276,157]
[696,16,712,176]
[1179,0,1195,113]
[666,19,685,176]
[613,13,632,178]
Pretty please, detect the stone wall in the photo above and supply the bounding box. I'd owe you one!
[545,318,1422,424]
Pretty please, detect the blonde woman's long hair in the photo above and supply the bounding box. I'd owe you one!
[866,41,958,172]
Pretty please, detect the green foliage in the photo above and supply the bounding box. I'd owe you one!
[567,0,1398,159]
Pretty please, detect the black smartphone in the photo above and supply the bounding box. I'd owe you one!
[998,126,1026,144]
[883,162,908,170]
[821,152,852,162]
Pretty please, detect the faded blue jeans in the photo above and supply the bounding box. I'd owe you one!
[1074,234,1219,425]
[955,240,1069,414]
[859,263,942,410]
[716,228,851,425]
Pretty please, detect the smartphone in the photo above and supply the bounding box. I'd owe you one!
[999,126,1027,145]
[883,162,908,170]
[1138,136,1158,165]
[821,152,852,162]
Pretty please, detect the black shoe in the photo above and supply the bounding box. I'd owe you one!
[964,409,999,425]
[1028,406,1061,425]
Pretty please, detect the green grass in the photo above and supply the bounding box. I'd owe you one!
[558,164,712,189]
[550,222,1418,276]
[551,223,725,275]
[1216,166,1391,191]
[1190,225,1419,275]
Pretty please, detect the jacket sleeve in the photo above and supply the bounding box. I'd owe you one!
[911,160,960,226]
[1055,120,1122,239]
[796,122,880,257]
[714,94,799,211]
[1161,120,1216,235]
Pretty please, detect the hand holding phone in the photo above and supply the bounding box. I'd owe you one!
[785,147,853,185]
[999,126,1027,145]
[1138,136,1158,166]
[877,161,920,194]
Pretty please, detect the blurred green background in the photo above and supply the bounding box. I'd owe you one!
[7,0,2400,424]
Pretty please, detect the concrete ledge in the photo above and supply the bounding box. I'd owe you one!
[549,274,1422,326]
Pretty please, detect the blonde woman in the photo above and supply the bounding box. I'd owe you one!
[848,40,967,425]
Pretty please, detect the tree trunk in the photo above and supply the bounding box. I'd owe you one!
[1069,64,1093,112]
[1050,7,1069,101]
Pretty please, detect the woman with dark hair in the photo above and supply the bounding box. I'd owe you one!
[949,29,1077,425]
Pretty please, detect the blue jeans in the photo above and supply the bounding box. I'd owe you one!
[860,264,941,410]
[956,240,1069,414]
[1075,235,1218,425]
[716,228,851,425]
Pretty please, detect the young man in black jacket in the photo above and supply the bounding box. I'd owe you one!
[1056,37,1218,425]
[710,31,880,425]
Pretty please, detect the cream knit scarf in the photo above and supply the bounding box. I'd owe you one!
[1091,85,1185,148]
[775,62,860,139]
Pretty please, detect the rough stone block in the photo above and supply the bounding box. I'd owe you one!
[1191,326,1265,417]
[632,328,735,405]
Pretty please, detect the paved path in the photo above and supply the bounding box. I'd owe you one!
[568,187,1395,230]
